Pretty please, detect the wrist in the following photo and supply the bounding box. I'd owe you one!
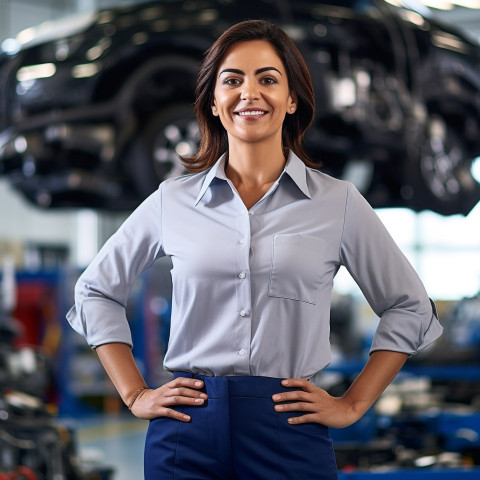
[126,385,149,410]
[339,393,372,422]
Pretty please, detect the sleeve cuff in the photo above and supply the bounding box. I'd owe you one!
[66,297,133,349]
[370,298,443,356]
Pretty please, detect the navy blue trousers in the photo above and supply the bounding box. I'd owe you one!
[144,372,338,480]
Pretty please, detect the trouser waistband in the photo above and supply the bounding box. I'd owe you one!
[173,371,297,399]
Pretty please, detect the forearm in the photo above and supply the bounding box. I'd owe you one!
[342,350,408,417]
[96,342,148,407]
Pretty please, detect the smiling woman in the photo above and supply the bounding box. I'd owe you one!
[182,20,316,173]
[67,19,442,480]
[211,40,294,157]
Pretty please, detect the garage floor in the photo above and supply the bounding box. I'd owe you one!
[76,415,147,480]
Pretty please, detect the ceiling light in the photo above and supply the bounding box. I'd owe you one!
[17,63,56,82]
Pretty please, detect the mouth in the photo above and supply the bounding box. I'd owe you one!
[234,109,268,118]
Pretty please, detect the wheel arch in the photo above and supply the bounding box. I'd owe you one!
[90,39,205,104]
[110,54,200,171]
[418,53,480,151]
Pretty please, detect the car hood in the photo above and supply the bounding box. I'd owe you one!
[1,11,98,55]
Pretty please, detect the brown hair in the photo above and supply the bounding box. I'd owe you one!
[182,19,316,172]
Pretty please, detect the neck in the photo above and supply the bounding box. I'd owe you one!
[225,138,287,189]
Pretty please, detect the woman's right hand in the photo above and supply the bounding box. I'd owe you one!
[130,377,208,421]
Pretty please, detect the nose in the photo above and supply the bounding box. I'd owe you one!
[240,79,259,101]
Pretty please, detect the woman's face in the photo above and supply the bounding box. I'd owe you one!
[212,40,296,147]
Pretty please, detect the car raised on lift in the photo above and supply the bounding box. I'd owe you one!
[1,0,480,215]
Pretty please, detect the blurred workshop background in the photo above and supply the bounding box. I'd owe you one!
[2,0,480,479]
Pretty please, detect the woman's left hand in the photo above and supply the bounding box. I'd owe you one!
[272,378,361,428]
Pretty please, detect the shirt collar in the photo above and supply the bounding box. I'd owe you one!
[194,150,311,206]
[284,150,312,199]
[195,153,227,206]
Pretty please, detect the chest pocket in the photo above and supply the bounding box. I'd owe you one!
[268,234,326,305]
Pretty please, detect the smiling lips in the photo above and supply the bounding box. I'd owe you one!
[235,109,268,118]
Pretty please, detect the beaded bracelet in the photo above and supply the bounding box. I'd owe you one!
[127,386,149,410]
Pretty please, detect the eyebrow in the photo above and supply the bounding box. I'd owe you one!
[218,67,282,76]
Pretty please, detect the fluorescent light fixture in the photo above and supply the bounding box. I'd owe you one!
[432,32,468,51]
[132,32,148,45]
[17,63,56,82]
[402,10,427,26]
[72,62,101,78]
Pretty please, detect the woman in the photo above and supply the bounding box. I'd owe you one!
[67,20,442,480]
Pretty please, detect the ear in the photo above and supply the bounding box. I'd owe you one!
[288,91,297,114]
[212,100,219,116]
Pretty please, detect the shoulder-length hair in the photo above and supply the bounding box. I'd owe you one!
[182,19,317,172]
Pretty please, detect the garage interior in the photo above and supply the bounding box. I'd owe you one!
[1,1,480,479]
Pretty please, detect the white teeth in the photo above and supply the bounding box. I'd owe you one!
[238,111,266,116]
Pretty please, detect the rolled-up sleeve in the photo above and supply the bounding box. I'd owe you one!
[66,184,165,348]
[340,183,443,356]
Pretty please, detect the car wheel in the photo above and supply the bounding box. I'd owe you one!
[406,115,480,216]
[410,55,480,215]
[127,104,199,198]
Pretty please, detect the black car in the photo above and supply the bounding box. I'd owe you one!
[1,0,480,215]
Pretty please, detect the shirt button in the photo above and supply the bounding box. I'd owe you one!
[238,272,246,279]
[239,238,246,244]
[239,309,247,317]
[238,349,246,356]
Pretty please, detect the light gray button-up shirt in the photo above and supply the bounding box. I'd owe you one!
[66,151,442,380]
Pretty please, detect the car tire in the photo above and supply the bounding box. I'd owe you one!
[406,114,480,216]
[127,103,199,198]
[408,55,480,215]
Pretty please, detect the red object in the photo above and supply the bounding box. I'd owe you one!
[6,466,38,480]
[12,280,57,348]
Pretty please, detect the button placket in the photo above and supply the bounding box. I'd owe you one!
[233,208,252,374]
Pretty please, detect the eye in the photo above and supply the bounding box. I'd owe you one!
[223,77,241,86]
[261,76,277,85]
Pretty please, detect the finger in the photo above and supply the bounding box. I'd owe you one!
[286,413,319,425]
[161,407,192,423]
[165,387,208,399]
[272,390,310,403]
[274,402,312,413]
[169,377,205,390]
[163,394,206,407]
[281,378,315,391]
